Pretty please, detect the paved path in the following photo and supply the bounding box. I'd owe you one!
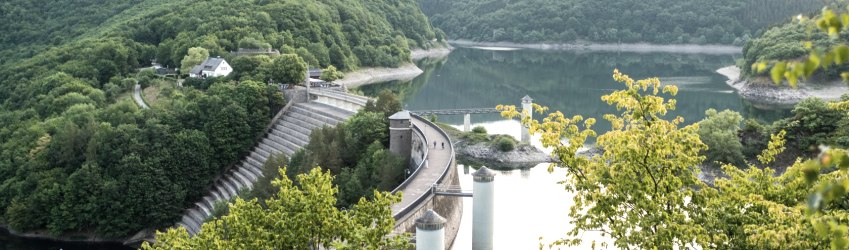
[133,83,149,109]
[391,116,453,216]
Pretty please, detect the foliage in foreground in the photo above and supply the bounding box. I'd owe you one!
[750,7,849,85]
[499,70,849,249]
[142,167,410,249]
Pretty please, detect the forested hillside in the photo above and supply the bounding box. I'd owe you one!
[418,0,822,45]
[0,0,143,63]
[0,0,437,239]
[742,15,849,79]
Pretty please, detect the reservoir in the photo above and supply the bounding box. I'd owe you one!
[360,46,792,249]
[360,46,791,132]
[0,46,793,249]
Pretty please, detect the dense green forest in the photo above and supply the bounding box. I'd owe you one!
[742,15,849,79]
[417,0,822,45]
[0,1,143,63]
[0,0,437,238]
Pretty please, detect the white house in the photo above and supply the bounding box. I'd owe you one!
[189,57,232,78]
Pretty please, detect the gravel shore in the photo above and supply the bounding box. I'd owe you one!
[718,65,849,104]
[335,63,423,89]
[336,47,453,88]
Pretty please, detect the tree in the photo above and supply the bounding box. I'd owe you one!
[320,65,344,82]
[364,89,402,116]
[499,70,708,249]
[229,55,272,81]
[204,102,252,167]
[698,109,745,167]
[244,153,289,206]
[344,112,389,163]
[782,98,846,151]
[142,167,410,249]
[180,47,209,74]
[500,69,849,249]
[267,54,307,84]
[168,130,214,201]
[758,12,849,245]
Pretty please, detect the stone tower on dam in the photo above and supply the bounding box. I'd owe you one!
[389,110,412,164]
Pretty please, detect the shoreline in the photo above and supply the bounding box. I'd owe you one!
[411,46,453,60]
[717,65,849,104]
[449,39,742,54]
[337,47,453,88]
[336,63,423,89]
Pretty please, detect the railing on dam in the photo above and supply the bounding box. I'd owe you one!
[392,124,428,194]
[391,115,455,221]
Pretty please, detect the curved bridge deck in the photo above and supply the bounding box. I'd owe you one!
[391,116,454,217]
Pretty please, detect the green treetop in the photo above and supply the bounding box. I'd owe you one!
[180,47,209,74]
[501,70,849,249]
[143,167,410,249]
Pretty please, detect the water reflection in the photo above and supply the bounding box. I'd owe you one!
[359,47,792,135]
[358,47,798,249]
[452,163,613,250]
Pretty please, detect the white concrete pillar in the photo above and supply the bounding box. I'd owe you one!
[521,95,533,143]
[472,166,496,250]
[464,113,471,132]
[416,209,447,250]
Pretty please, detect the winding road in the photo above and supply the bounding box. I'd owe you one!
[133,83,149,109]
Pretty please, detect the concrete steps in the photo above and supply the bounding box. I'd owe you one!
[173,96,361,236]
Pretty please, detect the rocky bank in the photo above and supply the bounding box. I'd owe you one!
[718,65,849,104]
[455,142,554,169]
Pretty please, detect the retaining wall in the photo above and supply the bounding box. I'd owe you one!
[393,162,462,249]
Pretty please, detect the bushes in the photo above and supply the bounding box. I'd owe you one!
[698,109,745,167]
[472,126,487,134]
[740,118,769,159]
[774,98,848,152]
[493,136,516,152]
[461,131,489,144]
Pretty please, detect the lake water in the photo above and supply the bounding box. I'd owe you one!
[360,47,792,132]
[360,46,794,249]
